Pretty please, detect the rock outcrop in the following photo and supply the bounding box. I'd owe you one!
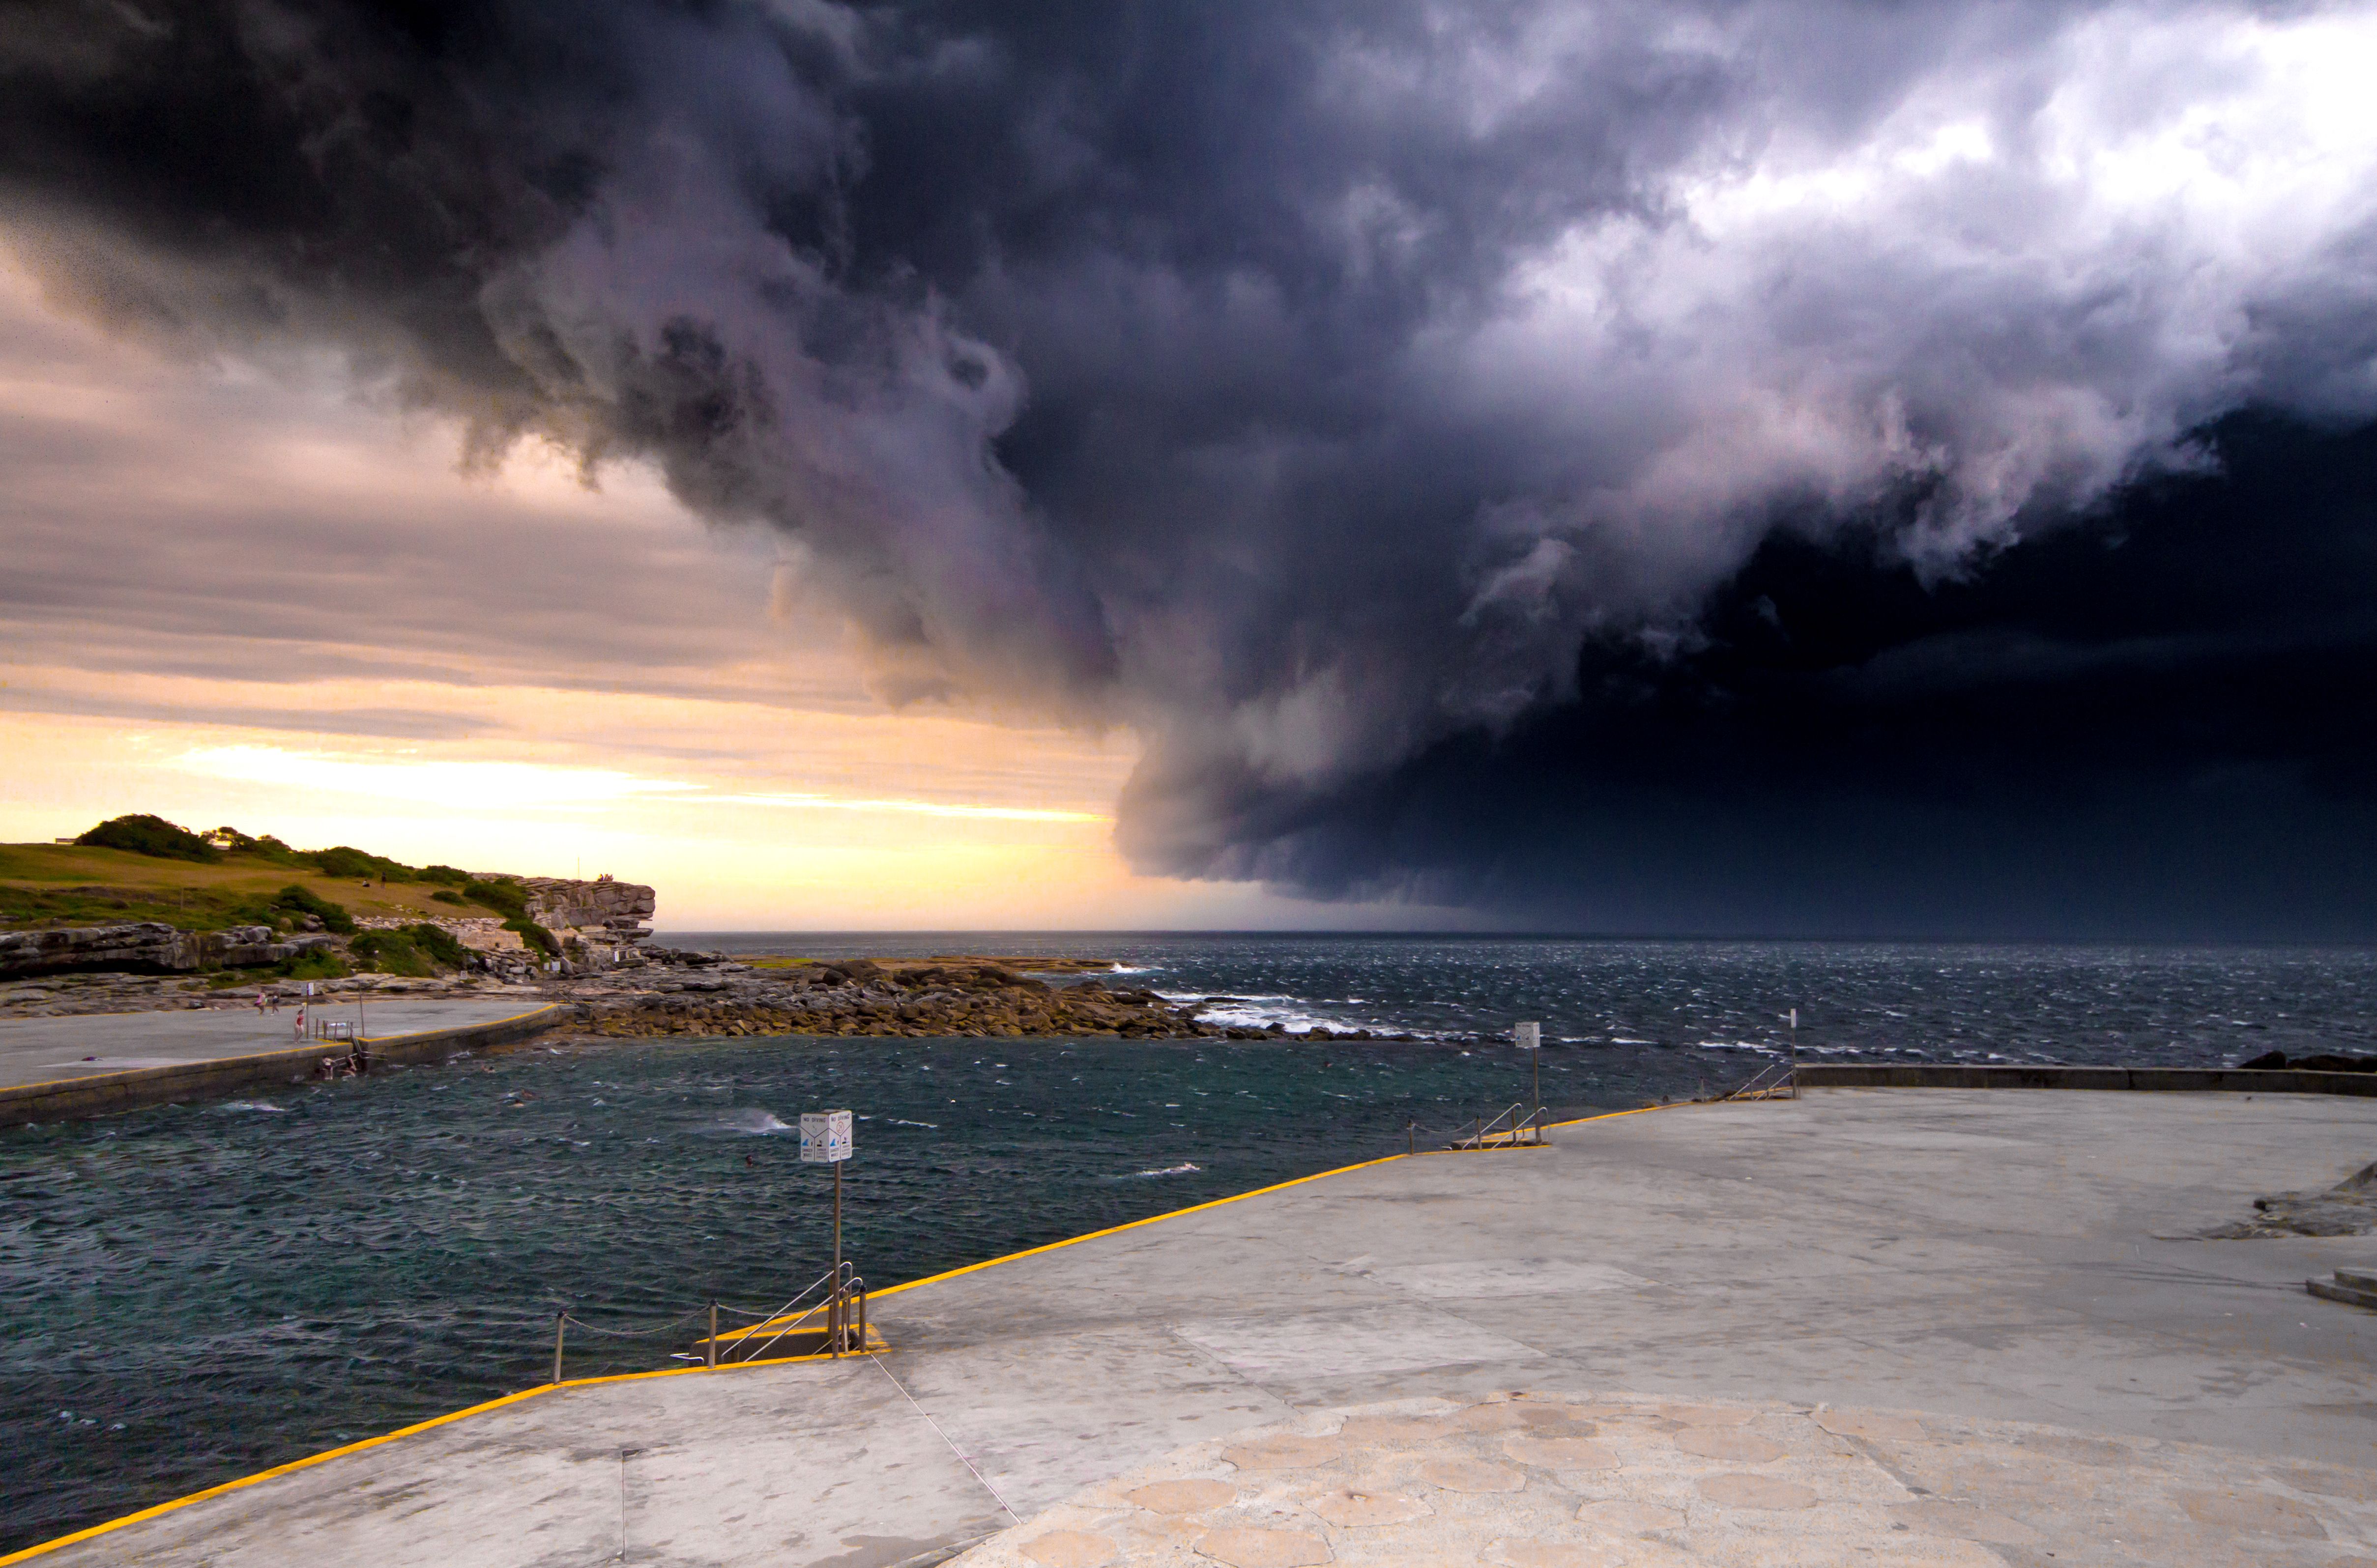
[570,958,1243,1040]
[2237,1049,2377,1073]
[2203,1159,2377,1237]
[0,922,198,977]
[0,923,338,980]
[509,876,657,947]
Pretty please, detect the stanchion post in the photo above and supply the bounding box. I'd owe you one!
[708,1301,718,1368]
[553,1313,566,1385]
[1515,1021,1542,1135]
[802,1109,854,1356]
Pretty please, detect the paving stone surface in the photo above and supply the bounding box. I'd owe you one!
[953,1391,2377,1568]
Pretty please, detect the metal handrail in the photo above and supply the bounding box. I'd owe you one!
[707,1266,844,1363]
[551,1262,874,1383]
[1452,1102,1546,1149]
[1728,1057,1797,1101]
[712,1264,871,1364]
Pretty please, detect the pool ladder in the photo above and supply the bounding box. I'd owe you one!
[1450,1103,1547,1149]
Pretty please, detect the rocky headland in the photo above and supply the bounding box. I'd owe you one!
[0,941,1421,1041]
[556,952,1372,1041]
[0,823,1422,1042]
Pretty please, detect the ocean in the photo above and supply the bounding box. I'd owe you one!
[3,935,2371,1548]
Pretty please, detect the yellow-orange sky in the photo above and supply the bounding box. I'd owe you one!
[0,257,1462,929]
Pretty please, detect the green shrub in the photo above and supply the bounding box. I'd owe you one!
[404,923,469,969]
[419,864,473,886]
[464,878,528,918]
[349,930,434,977]
[506,916,559,958]
[430,888,468,906]
[76,814,220,862]
[279,947,349,981]
[269,884,355,935]
[306,845,416,882]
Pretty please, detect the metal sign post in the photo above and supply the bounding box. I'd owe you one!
[800,1110,853,1353]
[1515,1022,1542,1132]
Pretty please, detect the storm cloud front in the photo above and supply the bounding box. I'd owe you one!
[4,0,2376,935]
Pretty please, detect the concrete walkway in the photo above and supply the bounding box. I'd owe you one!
[0,999,548,1090]
[24,1089,2377,1567]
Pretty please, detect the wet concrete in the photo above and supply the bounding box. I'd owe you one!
[0,999,551,1090]
[26,1089,2377,1567]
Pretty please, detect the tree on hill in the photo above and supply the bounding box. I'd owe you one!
[203,827,302,862]
[75,815,220,862]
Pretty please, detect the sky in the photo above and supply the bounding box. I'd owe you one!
[3,0,2377,937]
[0,260,1433,928]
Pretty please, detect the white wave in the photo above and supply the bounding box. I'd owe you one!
[1129,1162,1201,1178]
[714,1109,792,1136]
[885,1118,939,1129]
[1191,1000,1344,1033]
[218,1101,289,1113]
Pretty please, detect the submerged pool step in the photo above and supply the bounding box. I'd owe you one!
[696,1319,891,1363]
[2306,1268,2377,1310]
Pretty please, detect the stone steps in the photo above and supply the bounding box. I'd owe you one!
[2306,1269,2377,1310]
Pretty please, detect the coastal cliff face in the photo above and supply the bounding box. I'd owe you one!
[0,922,194,976]
[0,923,333,978]
[505,876,657,947]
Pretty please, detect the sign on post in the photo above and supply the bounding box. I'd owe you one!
[1514,1021,1541,1050]
[800,1110,853,1164]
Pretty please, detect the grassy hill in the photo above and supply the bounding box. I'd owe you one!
[0,819,499,934]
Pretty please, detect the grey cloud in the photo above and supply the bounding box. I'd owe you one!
[0,686,491,740]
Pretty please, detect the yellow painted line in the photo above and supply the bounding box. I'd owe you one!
[1541,1101,1698,1132]
[871,1152,1412,1300]
[872,1102,1698,1299]
[0,1338,889,1565]
[360,1003,568,1045]
[0,1383,551,1566]
[0,1045,338,1101]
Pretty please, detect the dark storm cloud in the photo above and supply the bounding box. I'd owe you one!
[5,0,2377,932]
[1140,416,2377,938]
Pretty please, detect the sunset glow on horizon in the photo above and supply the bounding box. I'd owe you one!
[0,264,1455,929]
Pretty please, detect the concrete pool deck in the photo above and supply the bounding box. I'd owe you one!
[0,999,571,1125]
[16,1088,2377,1566]
[0,1000,555,1089]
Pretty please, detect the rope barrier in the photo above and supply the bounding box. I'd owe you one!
[863,1350,1022,1524]
[556,1309,710,1340]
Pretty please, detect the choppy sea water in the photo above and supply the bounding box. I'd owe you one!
[4,936,2372,1548]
